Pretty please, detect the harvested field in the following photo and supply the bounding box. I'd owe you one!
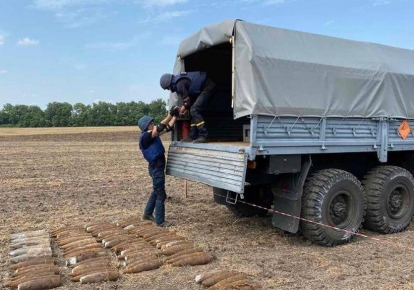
[1,127,414,290]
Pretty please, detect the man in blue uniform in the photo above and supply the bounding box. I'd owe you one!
[159,71,216,143]
[138,106,179,227]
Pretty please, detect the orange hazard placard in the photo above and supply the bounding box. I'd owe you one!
[398,120,411,140]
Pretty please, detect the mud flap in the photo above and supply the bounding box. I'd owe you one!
[271,156,311,233]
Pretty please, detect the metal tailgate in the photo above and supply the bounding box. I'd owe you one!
[166,144,248,193]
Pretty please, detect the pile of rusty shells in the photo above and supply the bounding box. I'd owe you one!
[7,230,61,290]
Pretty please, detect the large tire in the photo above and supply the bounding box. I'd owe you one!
[213,186,272,217]
[362,166,414,234]
[300,169,364,247]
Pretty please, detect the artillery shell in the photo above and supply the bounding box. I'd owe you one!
[171,252,212,267]
[118,245,152,256]
[123,259,164,274]
[11,254,52,264]
[10,257,55,270]
[134,227,162,236]
[122,220,152,229]
[128,225,154,234]
[68,256,111,268]
[156,237,187,249]
[124,250,160,262]
[64,243,102,256]
[142,229,171,239]
[97,229,127,238]
[101,234,130,245]
[10,238,50,249]
[161,242,194,255]
[85,223,115,232]
[208,274,249,290]
[111,239,145,253]
[117,217,149,228]
[201,271,241,287]
[64,241,99,254]
[214,279,253,290]
[17,276,60,290]
[104,238,130,248]
[71,267,118,282]
[66,251,107,266]
[57,234,92,246]
[71,260,112,276]
[11,270,59,285]
[65,248,105,260]
[147,232,177,244]
[52,225,83,235]
[79,270,119,284]
[154,235,186,244]
[7,273,59,288]
[10,246,51,257]
[13,264,59,276]
[166,248,204,263]
[120,245,154,256]
[123,253,158,266]
[11,230,48,240]
[61,238,97,250]
[195,271,221,283]
[70,264,115,278]
[90,226,118,236]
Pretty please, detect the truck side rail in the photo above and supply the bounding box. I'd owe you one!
[250,116,414,162]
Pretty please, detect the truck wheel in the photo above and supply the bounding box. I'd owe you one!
[213,186,271,217]
[362,166,414,234]
[300,169,364,247]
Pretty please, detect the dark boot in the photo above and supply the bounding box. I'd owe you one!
[193,136,208,143]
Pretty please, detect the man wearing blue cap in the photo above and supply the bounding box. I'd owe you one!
[159,71,216,143]
[138,106,180,227]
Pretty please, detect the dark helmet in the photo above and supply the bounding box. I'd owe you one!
[138,116,154,131]
[160,73,173,90]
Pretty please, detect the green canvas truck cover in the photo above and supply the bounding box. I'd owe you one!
[169,19,414,119]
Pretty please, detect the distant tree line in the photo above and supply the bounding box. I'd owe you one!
[0,99,168,127]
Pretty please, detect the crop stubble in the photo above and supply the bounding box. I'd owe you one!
[1,127,414,290]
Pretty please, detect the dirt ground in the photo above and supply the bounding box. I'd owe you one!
[1,127,414,290]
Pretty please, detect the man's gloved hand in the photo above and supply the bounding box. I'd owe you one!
[169,106,180,117]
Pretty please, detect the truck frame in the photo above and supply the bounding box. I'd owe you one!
[165,20,414,246]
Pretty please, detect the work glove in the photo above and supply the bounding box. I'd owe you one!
[169,105,180,117]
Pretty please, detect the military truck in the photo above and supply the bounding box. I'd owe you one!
[165,19,414,246]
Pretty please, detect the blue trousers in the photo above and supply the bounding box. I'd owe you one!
[144,157,167,225]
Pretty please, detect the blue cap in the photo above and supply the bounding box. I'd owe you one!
[138,116,154,131]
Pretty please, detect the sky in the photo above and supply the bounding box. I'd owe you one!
[0,0,413,109]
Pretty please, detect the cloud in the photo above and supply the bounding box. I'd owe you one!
[372,0,391,6]
[0,70,8,74]
[360,0,396,9]
[0,35,4,46]
[243,0,288,5]
[55,9,108,28]
[33,0,188,10]
[32,0,109,11]
[134,0,189,7]
[141,10,194,24]
[17,38,40,46]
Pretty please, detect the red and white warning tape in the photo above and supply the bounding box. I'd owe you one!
[215,192,414,251]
